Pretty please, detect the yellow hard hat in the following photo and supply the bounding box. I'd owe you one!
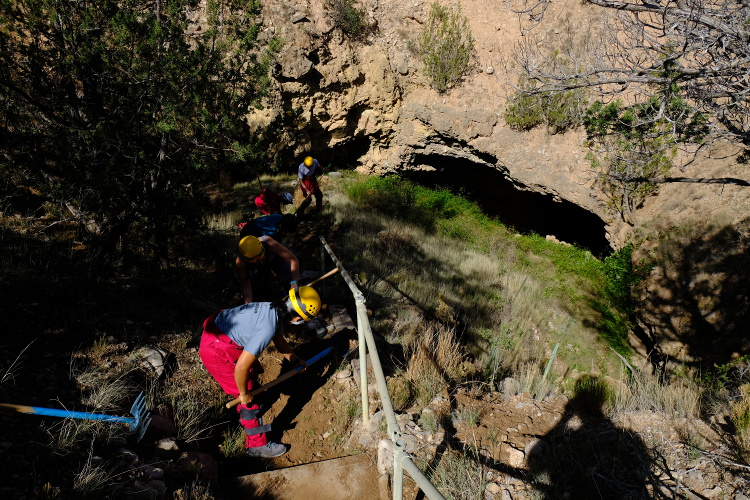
[304,156,314,167]
[238,236,265,262]
[289,286,321,321]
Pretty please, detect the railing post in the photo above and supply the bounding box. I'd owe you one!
[392,440,405,500]
[356,295,369,425]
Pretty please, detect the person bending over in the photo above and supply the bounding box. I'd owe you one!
[199,286,322,457]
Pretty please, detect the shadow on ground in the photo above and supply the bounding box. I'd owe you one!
[636,217,750,370]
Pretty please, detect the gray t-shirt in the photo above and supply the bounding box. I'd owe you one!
[214,302,278,356]
[298,158,320,179]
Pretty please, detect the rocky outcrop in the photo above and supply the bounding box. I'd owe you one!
[251,0,750,249]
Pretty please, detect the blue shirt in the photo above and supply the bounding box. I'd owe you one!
[298,158,321,179]
[214,302,278,356]
[244,214,283,239]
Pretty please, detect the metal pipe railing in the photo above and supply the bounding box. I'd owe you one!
[319,237,446,500]
[318,237,370,424]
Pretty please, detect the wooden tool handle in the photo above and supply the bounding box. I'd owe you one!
[305,268,340,287]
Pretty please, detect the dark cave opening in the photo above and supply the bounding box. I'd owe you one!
[325,137,372,170]
[402,154,613,257]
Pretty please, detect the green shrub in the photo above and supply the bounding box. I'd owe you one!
[603,244,649,318]
[387,376,413,411]
[329,0,367,38]
[413,2,474,93]
[584,97,687,215]
[504,92,545,131]
[545,87,588,133]
[504,77,587,133]
[700,356,750,460]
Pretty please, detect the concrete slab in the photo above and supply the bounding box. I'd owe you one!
[233,453,385,500]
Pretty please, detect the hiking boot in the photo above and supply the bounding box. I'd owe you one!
[246,442,288,458]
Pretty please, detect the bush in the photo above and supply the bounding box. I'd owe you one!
[505,77,587,133]
[329,0,367,39]
[504,92,545,131]
[572,374,614,416]
[413,2,474,93]
[700,357,750,462]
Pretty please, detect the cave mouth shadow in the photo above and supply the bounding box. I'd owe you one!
[402,155,613,257]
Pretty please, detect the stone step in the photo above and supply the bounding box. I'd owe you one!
[329,304,356,332]
[232,453,386,500]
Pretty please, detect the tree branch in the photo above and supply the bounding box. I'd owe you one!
[612,176,750,186]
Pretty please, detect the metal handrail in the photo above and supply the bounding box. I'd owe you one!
[319,236,446,500]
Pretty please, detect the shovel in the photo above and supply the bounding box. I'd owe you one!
[226,347,334,409]
[0,392,152,442]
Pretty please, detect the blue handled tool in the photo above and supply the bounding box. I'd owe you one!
[0,392,151,441]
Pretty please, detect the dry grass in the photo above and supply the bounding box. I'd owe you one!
[730,383,750,462]
[429,448,487,500]
[387,372,412,411]
[159,377,225,443]
[515,362,557,400]
[204,210,243,232]
[46,417,124,453]
[402,321,466,407]
[72,447,123,498]
[35,482,62,500]
[219,427,247,458]
[332,387,362,445]
[611,371,701,419]
[78,374,134,412]
[0,340,34,390]
[173,479,218,500]
[45,366,137,451]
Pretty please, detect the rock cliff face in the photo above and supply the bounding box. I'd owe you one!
[251,0,750,249]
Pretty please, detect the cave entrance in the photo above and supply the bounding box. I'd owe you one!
[402,154,613,256]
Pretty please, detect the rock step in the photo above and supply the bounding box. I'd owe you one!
[232,453,384,500]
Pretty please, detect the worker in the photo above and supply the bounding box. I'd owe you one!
[255,188,293,216]
[296,156,325,215]
[236,234,300,303]
[238,213,298,244]
[199,286,322,458]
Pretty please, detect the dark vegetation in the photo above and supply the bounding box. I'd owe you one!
[0,0,279,265]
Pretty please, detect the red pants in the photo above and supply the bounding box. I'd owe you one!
[199,314,268,448]
[299,177,322,213]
